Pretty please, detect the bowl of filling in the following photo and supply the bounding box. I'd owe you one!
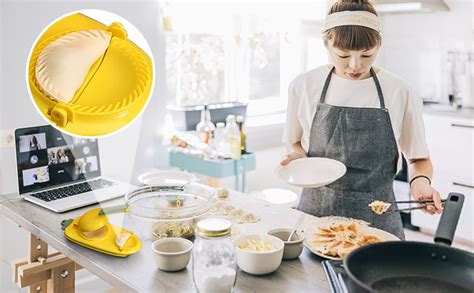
[123,183,216,240]
[234,234,284,275]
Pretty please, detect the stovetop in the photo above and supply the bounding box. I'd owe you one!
[322,260,350,293]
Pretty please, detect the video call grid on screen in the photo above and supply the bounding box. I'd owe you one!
[15,126,101,194]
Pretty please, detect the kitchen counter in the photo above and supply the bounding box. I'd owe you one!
[0,191,330,293]
[423,104,474,120]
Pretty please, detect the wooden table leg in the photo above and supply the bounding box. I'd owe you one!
[29,235,48,293]
[50,261,75,293]
[23,234,76,293]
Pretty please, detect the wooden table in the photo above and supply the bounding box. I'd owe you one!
[0,190,331,292]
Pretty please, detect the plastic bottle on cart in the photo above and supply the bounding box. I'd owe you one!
[192,219,237,293]
[236,115,246,155]
[213,122,226,155]
[196,105,215,144]
[225,115,241,159]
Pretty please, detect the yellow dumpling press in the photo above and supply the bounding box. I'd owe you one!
[28,13,153,136]
[61,208,141,257]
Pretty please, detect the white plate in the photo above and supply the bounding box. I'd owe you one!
[274,157,346,188]
[137,170,197,186]
[303,216,400,260]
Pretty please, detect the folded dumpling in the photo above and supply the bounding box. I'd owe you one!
[35,30,111,103]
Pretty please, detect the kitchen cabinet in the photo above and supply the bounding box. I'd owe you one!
[411,112,474,242]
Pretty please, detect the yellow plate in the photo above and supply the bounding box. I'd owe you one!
[64,217,141,257]
[28,13,153,136]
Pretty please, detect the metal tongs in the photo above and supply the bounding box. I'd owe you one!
[388,199,447,213]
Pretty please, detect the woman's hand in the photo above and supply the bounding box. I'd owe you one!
[280,152,306,166]
[410,177,443,215]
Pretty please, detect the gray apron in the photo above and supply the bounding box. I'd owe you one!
[298,67,405,240]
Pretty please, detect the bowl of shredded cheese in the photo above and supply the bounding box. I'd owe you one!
[234,234,284,275]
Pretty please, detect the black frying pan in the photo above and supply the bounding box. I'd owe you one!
[344,192,474,293]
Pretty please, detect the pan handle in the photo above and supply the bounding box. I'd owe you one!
[434,192,464,246]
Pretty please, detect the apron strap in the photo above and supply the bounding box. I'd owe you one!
[319,67,334,104]
[319,67,387,110]
[370,68,386,109]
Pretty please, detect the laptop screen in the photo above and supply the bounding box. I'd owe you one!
[15,125,101,194]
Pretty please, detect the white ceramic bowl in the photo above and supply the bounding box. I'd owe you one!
[234,234,284,275]
[267,228,305,260]
[274,157,346,188]
[252,188,299,208]
[137,170,197,186]
[151,238,193,271]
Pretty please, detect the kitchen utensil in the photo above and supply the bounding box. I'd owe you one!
[234,234,284,275]
[274,157,346,188]
[137,170,197,186]
[27,13,153,136]
[369,199,446,214]
[388,205,433,213]
[287,213,305,241]
[448,51,474,108]
[388,199,447,204]
[61,208,141,257]
[383,199,446,213]
[267,228,305,260]
[344,192,474,293]
[303,216,399,260]
[152,237,193,271]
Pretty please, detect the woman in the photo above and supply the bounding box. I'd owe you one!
[29,135,41,150]
[281,0,442,240]
[57,149,69,163]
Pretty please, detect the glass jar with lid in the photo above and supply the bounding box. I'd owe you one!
[192,219,237,293]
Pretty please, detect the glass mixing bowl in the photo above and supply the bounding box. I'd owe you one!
[123,183,216,240]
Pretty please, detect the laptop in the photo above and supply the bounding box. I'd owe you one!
[14,125,134,213]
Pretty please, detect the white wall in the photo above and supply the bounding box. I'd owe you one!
[0,0,167,195]
[377,0,473,103]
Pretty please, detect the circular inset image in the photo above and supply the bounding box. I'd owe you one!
[82,146,90,155]
[26,9,154,137]
[30,155,39,164]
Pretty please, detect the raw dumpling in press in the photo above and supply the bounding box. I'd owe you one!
[35,29,111,103]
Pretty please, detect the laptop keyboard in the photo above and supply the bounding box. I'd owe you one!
[30,179,117,202]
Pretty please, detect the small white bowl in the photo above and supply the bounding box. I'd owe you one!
[151,238,193,272]
[138,170,197,186]
[234,234,284,275]
[267,228,305,260]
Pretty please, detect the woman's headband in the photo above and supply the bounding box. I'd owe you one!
[323,11,381,33]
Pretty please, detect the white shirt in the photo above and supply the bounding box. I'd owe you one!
[283,65,429,170]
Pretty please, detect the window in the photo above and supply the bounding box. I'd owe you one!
[166,34,225,106]
[163,1,329,116]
